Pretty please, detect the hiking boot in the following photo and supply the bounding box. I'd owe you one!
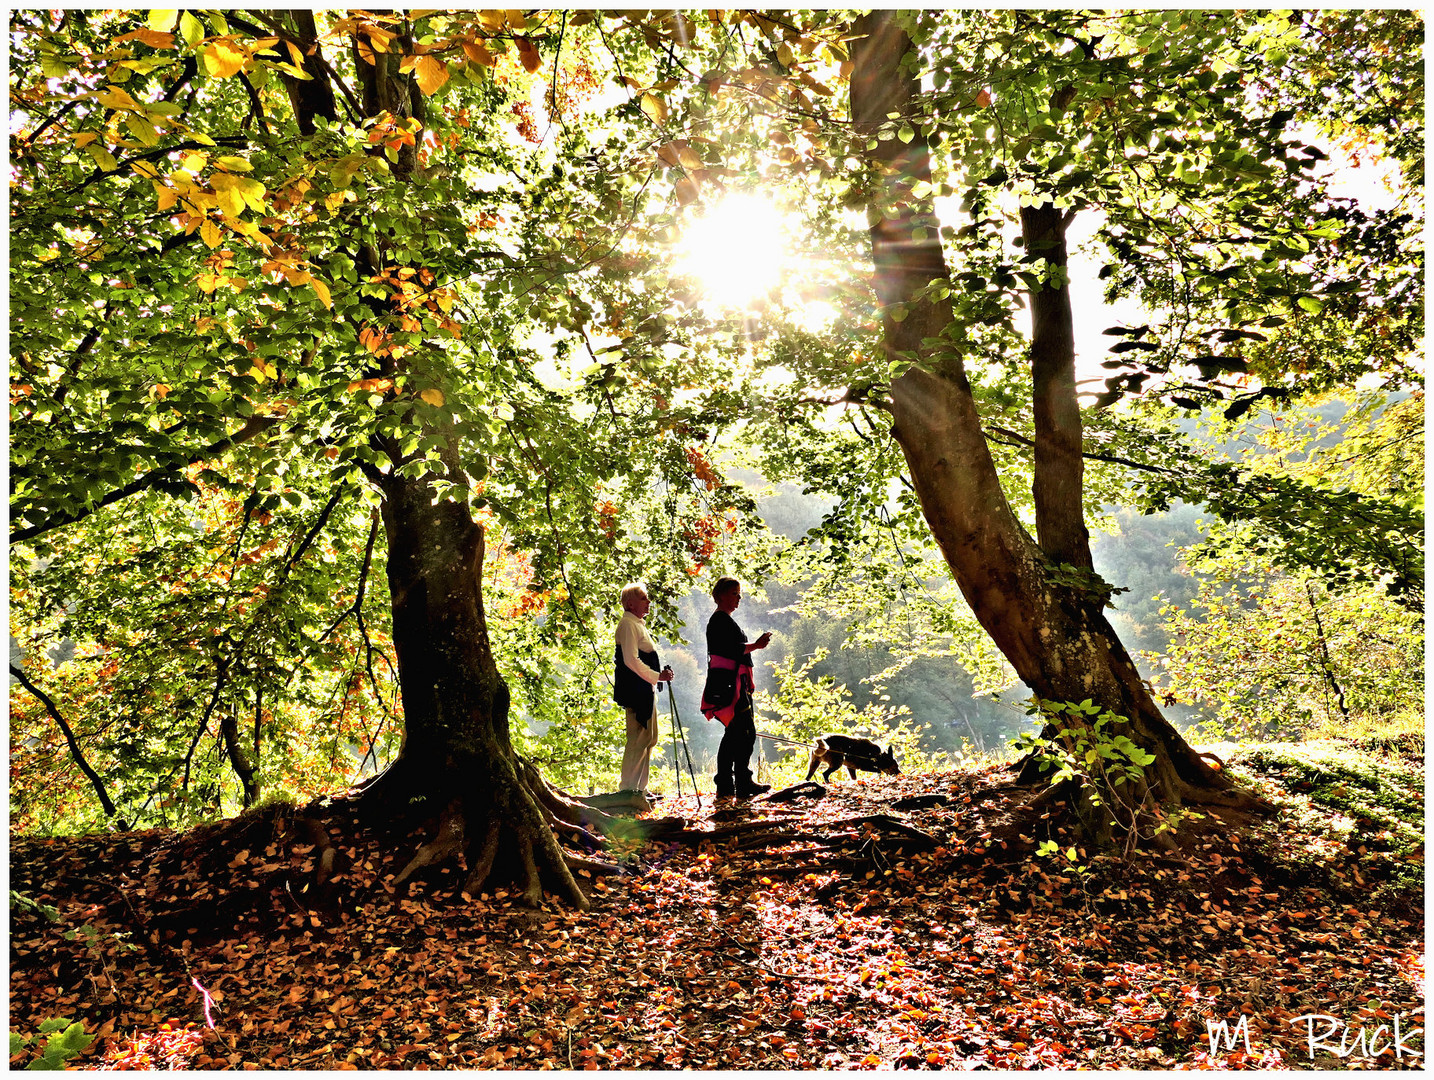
[735,782,770,799]
[714,777,735,799]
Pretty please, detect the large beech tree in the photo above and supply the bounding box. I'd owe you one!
[835,10,1419,830]
[9,10,761,904]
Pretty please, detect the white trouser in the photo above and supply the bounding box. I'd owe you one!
[620,703,661,793]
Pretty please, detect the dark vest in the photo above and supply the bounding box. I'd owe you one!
[614,642,661,720]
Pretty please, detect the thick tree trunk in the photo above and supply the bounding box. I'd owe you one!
[849,12,1267,831]
[357,472,591,907]
[329,20,647,906]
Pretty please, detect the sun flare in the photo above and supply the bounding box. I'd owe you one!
[674,194,787,309]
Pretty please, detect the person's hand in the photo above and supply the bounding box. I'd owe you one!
[658,666,674,683]
[754,632,773,649]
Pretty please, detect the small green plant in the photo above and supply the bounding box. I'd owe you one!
[1012,699,1177,851]
[10,1019,95,1070]
[1010,698,1157,806]
[9,890,60,923]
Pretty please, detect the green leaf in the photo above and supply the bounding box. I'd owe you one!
[179,11,204,47]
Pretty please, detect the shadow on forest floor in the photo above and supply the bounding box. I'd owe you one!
[9,739,1425,1069]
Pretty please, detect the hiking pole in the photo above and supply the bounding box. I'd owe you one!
[667,691,683,800]
[667,682,702,809]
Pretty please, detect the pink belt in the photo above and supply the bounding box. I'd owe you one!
[708,655,739,670]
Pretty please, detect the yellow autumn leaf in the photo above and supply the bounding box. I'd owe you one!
[200,39,248,78]
[310,278,332,309]
[200,219,222,248]
[640,93,667,125]
[73,132,99,148]
[85,145,119,172]
[95,86,143,111]
[118,27,176,49]
[154,182,179,211]
[147,9,179,31]
[228,217,264,240]
[414,55,450,95]
[214,155,252,172]
[676,144,704,170]
[419,388,445,408]
[212,185,244,218]
[195,271,221,293]
[210,175,265,214]
[674,177,699,205]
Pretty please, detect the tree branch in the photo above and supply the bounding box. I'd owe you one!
[11,414,281,545]
[10,663,120,821]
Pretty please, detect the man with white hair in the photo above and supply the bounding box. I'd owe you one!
[613,582,673,796]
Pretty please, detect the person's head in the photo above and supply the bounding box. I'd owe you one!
[712,576,741,613]
[620,582,651,617]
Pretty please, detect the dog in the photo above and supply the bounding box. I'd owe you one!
[805,734,901,782]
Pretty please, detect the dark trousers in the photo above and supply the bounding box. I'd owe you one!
[715,696,756,794]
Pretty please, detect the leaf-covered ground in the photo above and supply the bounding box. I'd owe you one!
[9,741,1425,1070]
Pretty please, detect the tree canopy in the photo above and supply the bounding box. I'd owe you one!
[9,10,1422,856]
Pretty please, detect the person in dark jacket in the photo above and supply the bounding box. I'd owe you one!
[614,582,673,795]
[699,577,772,798]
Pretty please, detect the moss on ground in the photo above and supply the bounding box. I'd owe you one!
[1226,737,1424,905]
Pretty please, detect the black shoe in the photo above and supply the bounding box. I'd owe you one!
[714,780,735,799]
[735,782,770,798]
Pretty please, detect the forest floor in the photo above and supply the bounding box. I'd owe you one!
[9,738,1425,1070]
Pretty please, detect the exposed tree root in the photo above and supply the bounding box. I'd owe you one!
[463,820,502,897]
[1171,778,1275,813]
[393,801,465,887]
[349,751,703,910]
[563,852,622,879]
[765,782,827,803]
[520,758,687,842]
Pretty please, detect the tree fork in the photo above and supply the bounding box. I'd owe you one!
[850,10,1272,838]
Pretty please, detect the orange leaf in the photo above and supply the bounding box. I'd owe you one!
[462,40,495,66]
[414,55,449,96]
[115,27,176,49]
[515,36,541,72]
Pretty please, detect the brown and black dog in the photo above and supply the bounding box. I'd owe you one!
[805,734,900,782]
